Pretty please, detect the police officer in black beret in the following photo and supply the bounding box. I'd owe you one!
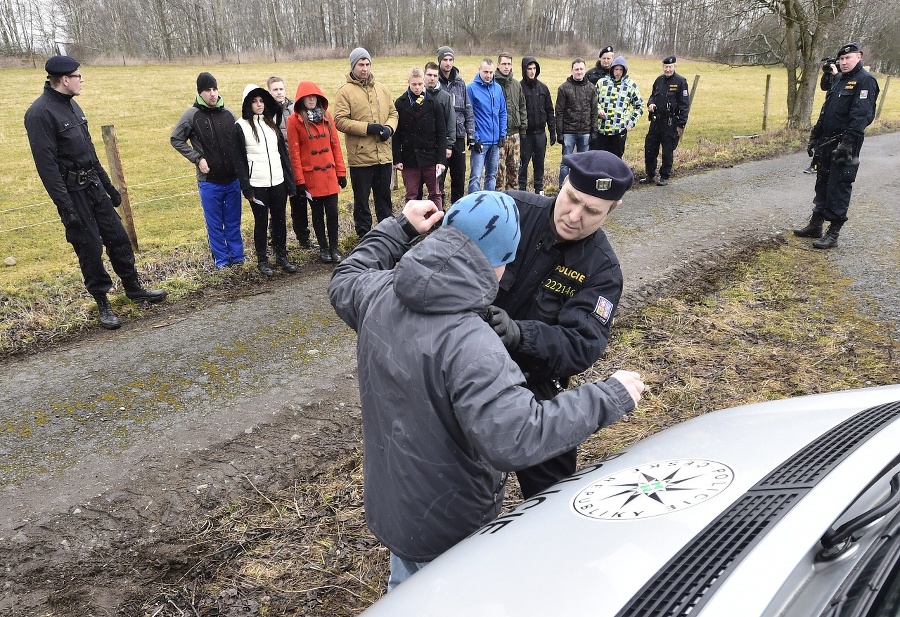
[586,45,615,85]
[794,42,880,249]
[487,150,634,498]
[640,55,690,187]
[24,55,166,329]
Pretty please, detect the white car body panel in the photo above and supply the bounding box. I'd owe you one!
[363,385,900,616]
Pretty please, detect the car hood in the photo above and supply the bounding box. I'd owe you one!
[363,385,900,616]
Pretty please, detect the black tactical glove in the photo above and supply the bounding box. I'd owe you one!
[366,123,383,135]
[59,207,81,231]
[485,305,521,352]
[338,176,347,189]
[806,140,816,157]
[378,125,393,141]
[832,141,853,164]
[106,186,122,207]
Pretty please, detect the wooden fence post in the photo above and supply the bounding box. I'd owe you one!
[690,75,700,108]
[762,74,771,131]
[101,125,139,252]
[876,75,891,120]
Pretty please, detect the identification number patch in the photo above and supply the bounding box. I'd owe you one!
[592,295,614,323]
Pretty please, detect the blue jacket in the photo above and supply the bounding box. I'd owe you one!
[466,73,507,145]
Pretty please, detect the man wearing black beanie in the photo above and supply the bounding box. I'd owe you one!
[171,72,245,268]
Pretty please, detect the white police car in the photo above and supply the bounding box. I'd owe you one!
[363,385,900,616]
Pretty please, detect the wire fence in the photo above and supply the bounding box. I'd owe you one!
[0,174,197,234]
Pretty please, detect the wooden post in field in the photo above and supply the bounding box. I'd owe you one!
[762,74,772,131]
[101,125,139,252]
[689,75,700,107]
[876,75,890,120]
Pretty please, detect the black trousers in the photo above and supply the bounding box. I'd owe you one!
[65,181,137,295]
[594,132,627,159]
[309,193,340,251]
[440,137,467,207]
[289,193,310,243]
[644,122,680,180]
[518,133,548,192]
[248,182,288,261]
[349,163,393,237]
[813,141,860,223]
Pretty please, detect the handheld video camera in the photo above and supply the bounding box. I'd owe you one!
[821,57,836,72]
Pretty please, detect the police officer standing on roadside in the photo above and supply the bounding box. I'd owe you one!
[24,56,166,330]
[639,55,690,187]
[794,42,879,249]
[489,150,634,499]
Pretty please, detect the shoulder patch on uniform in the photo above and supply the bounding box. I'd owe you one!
[592,295,614,324]
[683,89,689,96]
[860,89,869,99]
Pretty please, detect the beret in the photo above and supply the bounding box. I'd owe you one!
[563,151,634,201]
[838,42,861,56]
[599,46,614,56]
[663,55,677,64]
[45,55,80,76]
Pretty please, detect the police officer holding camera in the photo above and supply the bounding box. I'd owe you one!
[25,55,166,330]
[794,42,879,249]
[640,55,690,187]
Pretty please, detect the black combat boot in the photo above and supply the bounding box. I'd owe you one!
[274,250,297,273]
[92,293,121,330]
[122,276,167,303]
[813,221,843,249]
[793,212,825,238]
[257,260,275,276]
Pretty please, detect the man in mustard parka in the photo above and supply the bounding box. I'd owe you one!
[334,47,399,239]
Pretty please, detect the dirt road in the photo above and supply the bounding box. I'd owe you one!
[2,133,898,613]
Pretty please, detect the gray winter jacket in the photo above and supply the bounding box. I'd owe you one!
[328,217,636,562]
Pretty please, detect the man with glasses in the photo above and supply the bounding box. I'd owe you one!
[25,55,166,330]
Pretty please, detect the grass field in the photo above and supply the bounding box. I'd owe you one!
[1,55,898,353]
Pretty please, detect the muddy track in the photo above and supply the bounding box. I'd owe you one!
[2,134,898,615]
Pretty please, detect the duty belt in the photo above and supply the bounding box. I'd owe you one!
[65,166,95,188]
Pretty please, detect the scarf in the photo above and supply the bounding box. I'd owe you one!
[305,107,324,123]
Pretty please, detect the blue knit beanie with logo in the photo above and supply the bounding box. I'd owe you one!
[444,192,521,267]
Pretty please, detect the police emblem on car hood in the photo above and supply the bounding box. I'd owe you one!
[572,459,734,520]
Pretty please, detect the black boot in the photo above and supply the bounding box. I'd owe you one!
[274,250,297,273]
[813,221,843,249]
[257,260,275,276]
[793,212,825,238]
[122,276,167,303]
[320,249,333,264]
[330,248,343,263]
[92,293,121,330]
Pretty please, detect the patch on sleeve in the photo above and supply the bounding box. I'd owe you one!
[592,295,614,324]
[860,89,869,99]
[683,89,689,96]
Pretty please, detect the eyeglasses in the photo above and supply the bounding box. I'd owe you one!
[66,73,83,80]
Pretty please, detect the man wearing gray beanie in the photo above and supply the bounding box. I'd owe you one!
[492,150,635,499]
[437,45,475,207]
[329,196,643,590]
[334,47,399,239]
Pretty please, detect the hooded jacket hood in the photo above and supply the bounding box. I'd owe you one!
[521,56,541,81]
[394,227,498,315]
[294,81,329,111]
[240,84,280,122]
[610,55,629,78]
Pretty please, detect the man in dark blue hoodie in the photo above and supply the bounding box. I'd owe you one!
[518,56,556,194]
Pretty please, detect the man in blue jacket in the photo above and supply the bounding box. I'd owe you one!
[466,59,507,193]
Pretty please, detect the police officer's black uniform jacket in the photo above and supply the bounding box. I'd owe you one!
[647,72,690,132]
[811,61,879,154]
[497,191,623,394]
[586,63,610,85]
[25,83,118,223]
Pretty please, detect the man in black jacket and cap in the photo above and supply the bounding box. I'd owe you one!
[794,42,879,249]
[25,55,166,330]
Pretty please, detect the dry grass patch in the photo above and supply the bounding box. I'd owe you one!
[134,237,898,616]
